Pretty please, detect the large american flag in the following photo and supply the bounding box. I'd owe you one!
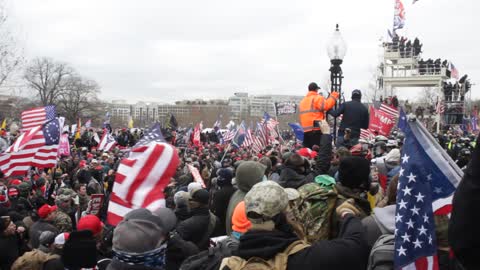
[380,104,399,120]
[107,141,179,226]
[0,118,62,176]
[98,129,117,152]
[435,99,445,114]
[223,127,236,143]
[395,110,461,269]
[360,128,375,141]
[21,105,56,132]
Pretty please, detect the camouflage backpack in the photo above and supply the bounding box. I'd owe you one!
[291,182,338,243]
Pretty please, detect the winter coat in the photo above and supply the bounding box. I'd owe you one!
[225,165,264,235]
[177,206,212,250]
[226,215,368,270]
[175,205,191,222]
[277,167,313,189]
[328,98,369,138]
[449,134,480,269]
[211,186,236,235]
[361,205,396,249]
[0,233,20,270]
[29,219,59,249]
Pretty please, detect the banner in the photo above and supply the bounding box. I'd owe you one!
[275,102,297,115]
[369,105,395,136]
[187,164,206,188]
[58,134,70,156]
[87,194,105,217]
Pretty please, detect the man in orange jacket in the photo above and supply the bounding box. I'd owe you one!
[299,82,339,148]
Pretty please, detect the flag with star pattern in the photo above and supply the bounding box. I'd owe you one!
[394,110,462,269]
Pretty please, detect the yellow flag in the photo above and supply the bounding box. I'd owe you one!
[1,119,6,129]
[74,118,81,140]
[128,116,134,129]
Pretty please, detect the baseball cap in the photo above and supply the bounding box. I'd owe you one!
[308,82,321,91]
[352,89,362,98]
[54,232,70,246]
[77,215,104,236]
[244,181,288,223]
[38,204,57,219]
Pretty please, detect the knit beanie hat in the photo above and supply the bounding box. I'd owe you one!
[338,156,371,189]
[39,230,56,246]
[190,189,209,205]
[216,168,233,187]
[231,201,251,233]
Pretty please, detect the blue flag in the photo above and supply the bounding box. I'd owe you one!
[288,123,304,142]
[394,110,461,269]
[134,123,165,147]
[232,121,246,149]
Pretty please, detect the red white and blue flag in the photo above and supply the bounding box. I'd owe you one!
[21,105,56,132]
[450,63,459,80]
[107,141,179,226]
[380,103,399,120]
[395,110,461,269]
[98,129,117,152]
[232,122,246,149]
[393,0,406,31]
[0,118,63,176]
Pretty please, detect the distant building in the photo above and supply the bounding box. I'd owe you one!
[228,93,303,121]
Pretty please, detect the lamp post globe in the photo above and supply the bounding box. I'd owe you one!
[327,24,347,144]
[327,24,347,63]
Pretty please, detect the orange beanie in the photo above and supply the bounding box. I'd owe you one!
[231,201,251,233]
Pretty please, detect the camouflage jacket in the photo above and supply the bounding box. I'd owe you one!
[53,210,72,233]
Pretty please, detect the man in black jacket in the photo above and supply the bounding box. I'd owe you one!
[449,134,480,269]
[220,181,368,270]
[328,89,369,147]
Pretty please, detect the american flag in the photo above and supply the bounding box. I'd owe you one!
[223,127,236,143]
[435,99,445,114]
[360,128,375,141]
[242,128,253,148]
[395,110,461,269]
[98,129,117,152]
[380,104,399,120]
[0,118,62,176]
[21,105,56,132]
[450,63,459,80]
[135,123,165,147]
[107,141,179,226]
[261,112,280,140]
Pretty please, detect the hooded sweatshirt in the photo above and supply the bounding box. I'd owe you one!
[361,204,396,249]
[225,161,265,235]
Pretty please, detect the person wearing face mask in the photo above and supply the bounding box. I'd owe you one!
[107,208,198,270]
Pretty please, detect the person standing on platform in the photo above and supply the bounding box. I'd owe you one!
[299,82,339,149]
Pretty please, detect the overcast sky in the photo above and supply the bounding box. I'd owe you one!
[7,0,479,103]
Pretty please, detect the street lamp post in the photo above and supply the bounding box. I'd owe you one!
[327,24,347,144]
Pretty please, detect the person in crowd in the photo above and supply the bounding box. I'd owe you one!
[0,215,21,269]
[299,82,339,148]
[106,208,197,270]
[173,190,191,221]
[29,204,59,249]
[225,161,265,235]
[449,134,480,269]
[53,189,75,233]
[177,188,217,250]
[211,168,235,235]
[219,180,368,270]
[328,89,369,147]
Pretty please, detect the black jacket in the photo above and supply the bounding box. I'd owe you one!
[0,234,19,270]
[449,134,480,269]
[226,215,368,270]
[211,186,236,235]
[177,207,212,250]
[328,99,369,136]
[29,219,59,249]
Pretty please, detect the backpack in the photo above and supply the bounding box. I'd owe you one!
[220,240,310,270]
[180,240,234,270]
[367,234,395,270]
[291,182,338,242]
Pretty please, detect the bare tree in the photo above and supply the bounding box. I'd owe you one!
[417,87,440,106]
[57,76,102,123]
[0,1,23,89]
[24,57,74,106]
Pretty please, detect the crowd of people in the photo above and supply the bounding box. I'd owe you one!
[0,94,478,269]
